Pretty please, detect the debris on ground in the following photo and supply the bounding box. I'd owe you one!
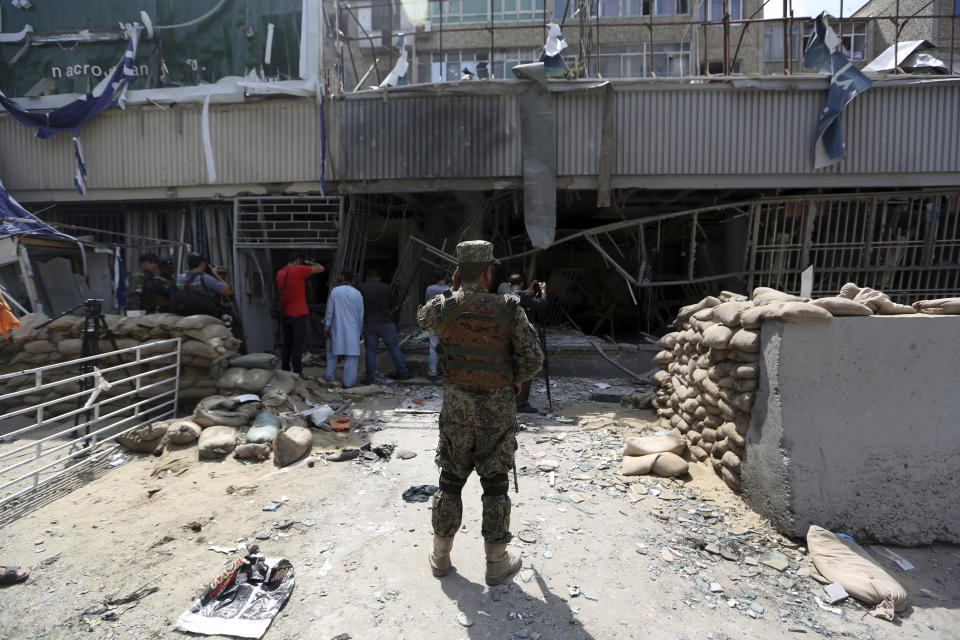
[402,485,438,502]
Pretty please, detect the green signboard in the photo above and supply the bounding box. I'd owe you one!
[0,0,303,98]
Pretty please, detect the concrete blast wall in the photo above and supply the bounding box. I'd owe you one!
[742,315,960,545]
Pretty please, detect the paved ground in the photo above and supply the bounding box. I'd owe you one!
[0,378,957,640]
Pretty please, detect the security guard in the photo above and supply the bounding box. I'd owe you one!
[154,257,176,312]
[417,240,544,586]
[127,253,159,314]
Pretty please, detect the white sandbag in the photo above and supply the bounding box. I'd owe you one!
[10,313,50,342]
[197,426,239,458]
[712,301,753,327]
[701,325,734,349]
[807,525,908,620]
[752,287,807,306]
[621,452,688,477]
[623,434,685,457]
[741,301,832,326]
[184,323,232,342]
[653,350,673,366]
[274,426,312,467]
[912,297,960,315]
[810,297,873,316]
[175,315,221,331]
[217,367,246,391]
[116,422,168,454]
[728,328,760,353]
[166,419,202,444]
[658,332,680,350]
[676,296,721,322]
[235,443,272,460]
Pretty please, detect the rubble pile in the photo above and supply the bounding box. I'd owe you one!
[649,284,960,491]
[0,313,241,408]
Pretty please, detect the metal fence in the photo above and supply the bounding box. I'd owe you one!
[0,338,180,507]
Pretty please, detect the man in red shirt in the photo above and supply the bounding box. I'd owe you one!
[276,252,325,377]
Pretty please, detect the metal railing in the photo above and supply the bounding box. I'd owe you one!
[329,0,959,90]
[0,338,181,507]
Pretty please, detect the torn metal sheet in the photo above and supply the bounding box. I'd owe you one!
[512,62,556,250]
[863,40,931,73]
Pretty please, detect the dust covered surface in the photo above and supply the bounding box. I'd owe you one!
[0,376,957,640]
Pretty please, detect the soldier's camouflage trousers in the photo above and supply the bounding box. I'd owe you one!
[432,414,517,544]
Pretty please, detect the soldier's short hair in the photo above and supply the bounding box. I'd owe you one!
[187,253,205,269]
[140,252,159,265]
[508,273,523,286]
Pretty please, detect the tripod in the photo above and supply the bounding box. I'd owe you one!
[38,299,122,449]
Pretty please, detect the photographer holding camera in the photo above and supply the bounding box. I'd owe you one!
[172,253,233,318]
[506,273,548,413]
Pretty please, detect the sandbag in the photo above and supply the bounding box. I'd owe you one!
[182,340,220,359]
[10,313,50,341]
[620,452,688,477]
[235,443,272,460]
[193,396,259,428]
[653,350,673,366]
[274,426,312,467]
[238,368,275,394]
[197,426,239,458]
[23,340,57,354]
[741,301,832,326]
[851,287,914,315]
[184,323,232,342]
[229,353,280,370]
[701,325,734,349]
[810,296,873,316]
[752,287,807,306]
[264,372,297,395]
[676,296,721,322]
[623,434,685,457]
[728,329,760,353]
[116,422,168,454]
[175,315,220,331]
[246,409,282,444]
[217,367,246,391]
[806,525,908,620]
[166,419,202,444]
[912,297,960,315]
[712,301,753,327]
[658,332,679,350]
[56,338,84,356]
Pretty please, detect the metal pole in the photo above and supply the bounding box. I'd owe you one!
[595,0,601,77]
[440,0,444,82]
[722,0,730,74]
[950,10,956,75]
[782,0,788,74]
[839,0,844,54]
[894,0,900,73]
[490,0,495,77]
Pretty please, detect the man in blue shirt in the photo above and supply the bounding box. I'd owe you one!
[173,253,232,317]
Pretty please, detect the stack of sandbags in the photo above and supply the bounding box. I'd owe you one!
[0,313,240,409]
[911,297,960,315]
[651,288,835,491]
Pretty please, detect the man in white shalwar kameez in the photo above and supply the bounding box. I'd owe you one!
[324,269,364,387]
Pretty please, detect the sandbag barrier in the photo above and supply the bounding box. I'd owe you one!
[0,313,241,409]
[650,285,960,491]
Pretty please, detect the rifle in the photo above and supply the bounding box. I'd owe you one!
[538,322,552,412]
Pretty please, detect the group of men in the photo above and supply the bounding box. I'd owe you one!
[275,253,411,386]
[127,252,231,317]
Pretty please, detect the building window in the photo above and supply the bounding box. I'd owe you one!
[586,42,691,78]
[764,21,866,61]
[598,0,650,17]
[654,0,688,15]
[700,0,741,21]
[431,0,546,23]
[421,49,538,82]
[763,24,801,61]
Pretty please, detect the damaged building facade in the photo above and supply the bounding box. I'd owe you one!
[0,0,958,355]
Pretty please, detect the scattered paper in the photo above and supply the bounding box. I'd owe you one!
[814,596,842,615]
[877,546,914,571]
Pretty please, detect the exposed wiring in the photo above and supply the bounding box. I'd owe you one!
[155,0,227,31]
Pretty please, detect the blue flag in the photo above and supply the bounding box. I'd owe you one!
[0,28,139,194]
[803,13,872,169]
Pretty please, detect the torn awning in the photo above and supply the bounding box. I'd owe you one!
[802,13,872,170]
[0,26,139,194]
[0,176,74,240]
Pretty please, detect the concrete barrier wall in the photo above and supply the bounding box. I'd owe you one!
[742,315,960,545]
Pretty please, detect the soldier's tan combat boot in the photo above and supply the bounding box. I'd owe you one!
[429,535,455,577]
[484,542,521,586]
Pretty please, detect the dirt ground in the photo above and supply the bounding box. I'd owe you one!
[0,376,957,640]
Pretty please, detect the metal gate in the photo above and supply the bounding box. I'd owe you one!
[0,338,180,506]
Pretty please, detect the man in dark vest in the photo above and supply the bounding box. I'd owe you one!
[416,240,544,586]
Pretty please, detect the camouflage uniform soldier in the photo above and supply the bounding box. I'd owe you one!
[127,253,159,314]
[153,257,176,312]
[417,240,544,586]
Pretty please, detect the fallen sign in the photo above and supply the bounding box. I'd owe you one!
[174,554,295,639]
